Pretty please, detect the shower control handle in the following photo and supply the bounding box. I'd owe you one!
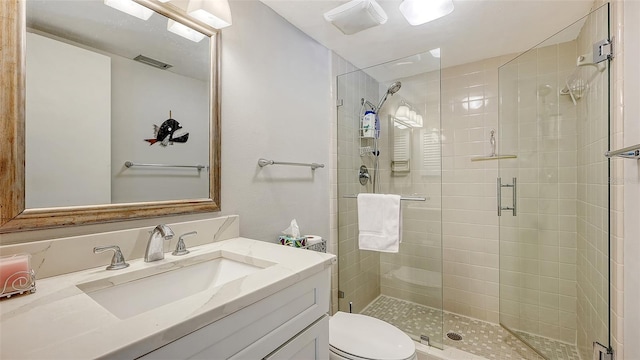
[359,165,370,186]
[497,177,517,216]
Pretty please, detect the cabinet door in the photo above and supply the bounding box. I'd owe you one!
[264,315,328,360]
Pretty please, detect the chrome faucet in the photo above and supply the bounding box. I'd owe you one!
[144,224,175,262]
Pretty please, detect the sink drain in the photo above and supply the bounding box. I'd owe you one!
[446,331,463,341]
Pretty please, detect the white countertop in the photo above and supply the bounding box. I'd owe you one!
[0,238,336,359]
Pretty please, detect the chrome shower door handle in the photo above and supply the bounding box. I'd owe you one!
[512,177,517,216]
[497,177,517,216]
[497,178,502,216]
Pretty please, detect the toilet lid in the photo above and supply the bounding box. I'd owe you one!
[330,312,415,360]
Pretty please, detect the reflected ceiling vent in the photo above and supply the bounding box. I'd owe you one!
[133,55,172,70]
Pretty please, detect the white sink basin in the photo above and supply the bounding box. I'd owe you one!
[77,253,268,319]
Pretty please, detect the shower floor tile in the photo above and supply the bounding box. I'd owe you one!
[361,295,580,360]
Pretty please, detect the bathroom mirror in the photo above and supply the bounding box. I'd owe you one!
[0,0,220,233]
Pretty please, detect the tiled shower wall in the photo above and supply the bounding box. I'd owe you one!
[439,55,509,323]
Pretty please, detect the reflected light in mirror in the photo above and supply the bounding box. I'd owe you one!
[409,109,417,123]
[103,0,153,20]
[395,104,423,128]
[167,19,206,42]
[395,104,411,120]
[187,0,232,29]
[399,0,454,26]
[394,122,408,130]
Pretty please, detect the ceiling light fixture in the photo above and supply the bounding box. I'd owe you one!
[187,0,232,29]
[323,0,387,35]
[399,0,454,26]
[167,19,206,42]
[104,0,153,20]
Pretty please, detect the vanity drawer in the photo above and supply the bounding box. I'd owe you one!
[139,268,330,359]
[263,315,329,360]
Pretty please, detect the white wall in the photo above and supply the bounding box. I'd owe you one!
[25,32,111,208]
[623,0,640,358]
[218,1,331,242]
[110,55,209,203]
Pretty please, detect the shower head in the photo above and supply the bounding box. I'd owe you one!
[376,81,402,112]
[387,81,402,95]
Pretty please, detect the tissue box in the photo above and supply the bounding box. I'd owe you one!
[279,236,307,248]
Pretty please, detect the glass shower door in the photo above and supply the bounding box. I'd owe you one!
[336,51,443,348]
[498,4,610,360]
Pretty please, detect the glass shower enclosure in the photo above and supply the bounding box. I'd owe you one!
[336,51,444,347]
[498,4,611,360]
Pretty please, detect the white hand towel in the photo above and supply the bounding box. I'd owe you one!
[357,193,402,253]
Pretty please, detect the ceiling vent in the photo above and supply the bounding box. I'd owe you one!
[133,55,172,70]
[323,0,387,35]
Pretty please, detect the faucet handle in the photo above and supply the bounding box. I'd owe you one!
[94,245,130,270]
[172,231,197,256]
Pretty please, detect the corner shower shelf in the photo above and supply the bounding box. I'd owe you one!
[471,130,517,162]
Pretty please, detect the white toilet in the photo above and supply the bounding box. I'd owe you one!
[329,311,417,360]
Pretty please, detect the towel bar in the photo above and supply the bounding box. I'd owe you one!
[343,194,428,201]
[124,161,206,170]
[258,158,325,170]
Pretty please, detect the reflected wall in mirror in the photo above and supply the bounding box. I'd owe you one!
[0,0,221,234]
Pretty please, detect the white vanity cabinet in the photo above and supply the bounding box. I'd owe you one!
[139,268,330,360]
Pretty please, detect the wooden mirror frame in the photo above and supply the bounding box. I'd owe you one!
[0,0,221,233]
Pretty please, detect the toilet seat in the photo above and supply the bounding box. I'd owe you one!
[329,312,416,360]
